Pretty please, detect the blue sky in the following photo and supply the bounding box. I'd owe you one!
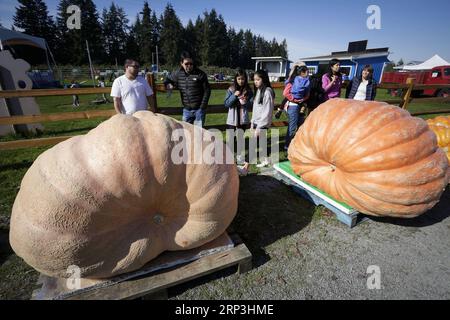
[1,0,449,64]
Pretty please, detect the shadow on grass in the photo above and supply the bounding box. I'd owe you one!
[0,161,34,171]
[229,175,314,268]
[366,188,450,227]
[0,228,13,266]
[0,227,39,300]
[43,126,97,136]
[169,174,315,299]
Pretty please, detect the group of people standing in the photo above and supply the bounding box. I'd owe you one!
[109,52,378,175]
[222,58,379,174]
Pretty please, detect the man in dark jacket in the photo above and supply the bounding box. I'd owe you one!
[164,51,211,126]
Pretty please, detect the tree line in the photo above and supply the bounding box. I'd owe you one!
[12,0,288,70]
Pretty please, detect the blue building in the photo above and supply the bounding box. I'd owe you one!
[300,40,390,83]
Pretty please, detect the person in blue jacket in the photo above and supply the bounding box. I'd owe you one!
[224,69,253,175]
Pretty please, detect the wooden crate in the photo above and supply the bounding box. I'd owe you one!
[270,161,367,228]
[31,232,252,300]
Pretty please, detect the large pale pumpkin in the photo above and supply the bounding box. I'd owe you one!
[288,99,449,218]
[9,111,239,279]
[426,116,450,162]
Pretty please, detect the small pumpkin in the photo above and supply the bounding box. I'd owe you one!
[427,115,450,128]
[9,112,239,279]
[427,116,450,162]
[288,99,449,218]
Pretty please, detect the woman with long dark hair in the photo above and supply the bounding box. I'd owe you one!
[250,69,275,168]
[224,69,253,175]
[225,69,253,130]
[346,64,378,101]
[322,58,343,100]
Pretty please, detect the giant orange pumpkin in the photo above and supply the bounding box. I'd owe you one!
[426,116,450,163]
[288,99,449,218]
[9,112,239,279]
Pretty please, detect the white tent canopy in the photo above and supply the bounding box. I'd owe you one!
[402,54,450,70]
[0,27,47,51]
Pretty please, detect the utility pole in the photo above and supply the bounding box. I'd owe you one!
[156,45,159,72]
[86,40,96,87]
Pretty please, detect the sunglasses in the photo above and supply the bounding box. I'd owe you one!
[183,62,193,66]
[129,65,140,68]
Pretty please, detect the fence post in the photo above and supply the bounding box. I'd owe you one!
[400,77,414,110]
[146,72,158,113]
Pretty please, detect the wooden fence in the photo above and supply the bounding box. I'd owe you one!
[0,75,449,151]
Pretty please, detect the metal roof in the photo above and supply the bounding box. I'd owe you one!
[251,56,292,62]
[301,48,389,61]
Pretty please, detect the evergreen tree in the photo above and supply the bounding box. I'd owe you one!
[150,11,160,55]
[137,1,153,65]
[125,26,140,64]
[255,35,270,57]
[279,39,288,57]
[55,0,103,65]
[228,28,237,68]
[13,0,57,51]
[126,15,142,64]
[101,2,129,65]
[193,15,205,64]
[241,29,255,70]
[183,19,197,62]
[198,10,229,67]
[159,3,184,67]
[268,37,279,56]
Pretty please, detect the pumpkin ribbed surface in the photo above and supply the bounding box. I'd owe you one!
[288,99,449,218]
[10,111,239,279]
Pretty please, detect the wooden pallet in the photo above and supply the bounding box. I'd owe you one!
[31,232,252,300]
[270,161,366,228]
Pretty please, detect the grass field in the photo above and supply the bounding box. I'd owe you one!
[0,87,449,299]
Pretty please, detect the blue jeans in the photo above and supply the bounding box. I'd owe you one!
[285,103,305,149]
[183,108,206,127]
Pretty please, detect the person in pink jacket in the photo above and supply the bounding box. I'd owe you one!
[322,59,343,100]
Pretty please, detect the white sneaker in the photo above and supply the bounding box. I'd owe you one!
[237,163,249,176]
[236,155,245,165]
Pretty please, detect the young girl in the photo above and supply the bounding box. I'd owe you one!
[275,65,310,118]
[224,69,253,175]
[250,69,275,168]
[322,58,343,100]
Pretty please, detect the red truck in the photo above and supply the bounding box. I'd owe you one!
[381,65,450,97]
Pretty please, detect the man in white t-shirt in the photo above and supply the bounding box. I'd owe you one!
[111,59,156,114]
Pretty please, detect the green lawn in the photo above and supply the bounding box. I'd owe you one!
[0,87,449,299]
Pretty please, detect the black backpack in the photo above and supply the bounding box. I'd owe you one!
[307,73,325,110]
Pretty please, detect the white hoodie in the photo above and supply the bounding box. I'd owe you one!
[251,87,274,129]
